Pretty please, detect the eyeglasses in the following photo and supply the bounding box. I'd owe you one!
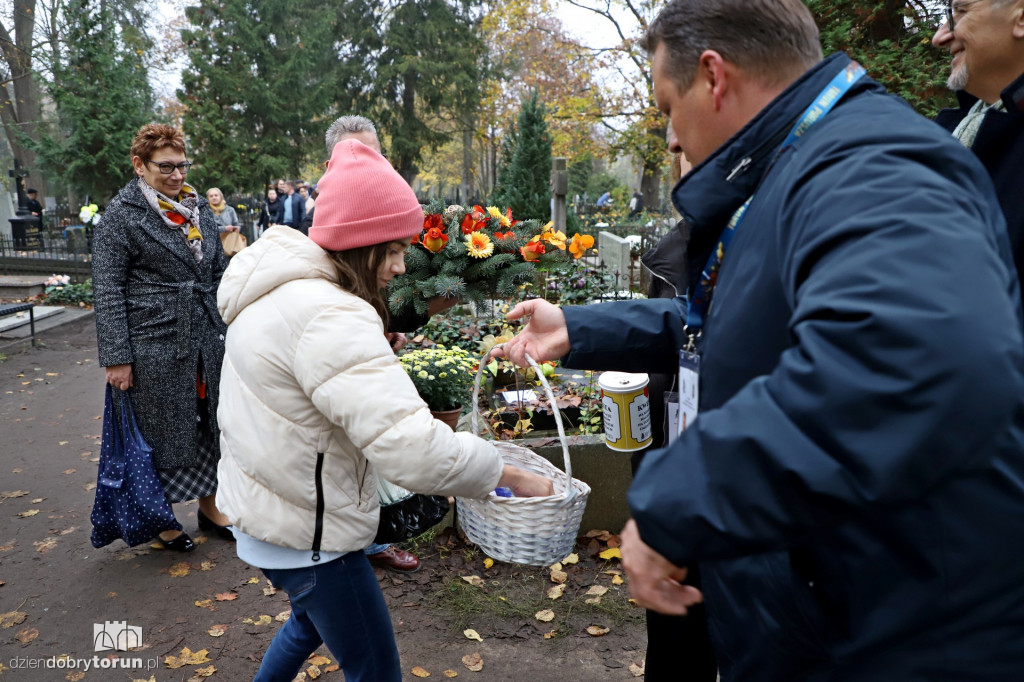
[145,159,193,175]
[945,0,980,31]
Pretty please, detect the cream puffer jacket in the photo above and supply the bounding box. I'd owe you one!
[216,227,503,555]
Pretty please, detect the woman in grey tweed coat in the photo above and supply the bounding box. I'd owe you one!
[92,123,233,551]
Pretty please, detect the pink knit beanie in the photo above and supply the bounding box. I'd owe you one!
[308,139,423,251]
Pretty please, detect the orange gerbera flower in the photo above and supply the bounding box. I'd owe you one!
[568,233,595,259]
[422,227,448,253]
[465,231,494,258]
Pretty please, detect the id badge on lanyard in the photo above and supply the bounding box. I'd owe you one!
[677,350,700,438]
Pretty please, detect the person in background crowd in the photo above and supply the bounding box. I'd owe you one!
[92,123,235,553]
[595,191,612,208]
[260,187,283,235]
[205,187,240,234]
[497,1,1024,680]
[25,188,43,217]
[629,189,644,217]
[933,0,1024,306]
[216,138,553,682]
[276,179,306,234]
[298,184,315,213]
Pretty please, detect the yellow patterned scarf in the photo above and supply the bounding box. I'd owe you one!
[138,178,204,264]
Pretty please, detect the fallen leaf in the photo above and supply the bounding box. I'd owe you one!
[275,610,291,622]
[207,625,228,637]
[547,584,566,600]
[444,670,458,678]
[46,373,58,377]
[585,529,612,541]
[462,652,484,672]
[246,576,260,584]
[263,586,278,596]
[15,626,39,643]
[585,597,602,604]
[543,630,558,639]
[598,547,622,561]
[168,562,191,578]
[200,561,216,571]
[561,553,579,565]
[1,610,27,628]
[463,628,483,642]
[307,655,331,666]
[17,509,39,518]
[602,568,622,575]
[324,664,340,673]
[254,615,272,626]
[586,625,610,636]
[549,569,568,584]
[535,609,555,622]
[189,665,216,680]
[215,591,238,601]
[306,665,322,679]
[549,562,562,571]
[107,592,117,598]
[482,558,493,570]
[411,666,431,677]
[59,527,76,536]
[66,672,85,681]
[586,585,608,596]
[194,599,213,608]
[164,647,211,668]
[629,661,645,677]
[612,575,624,586]
[30,497,44,503]
[131,677,157,682]
[461,575,484,587]
[1,490,29,500]
[58,442,69,447]
[12,469,22,474]
[34,538,57,554]
[607,536,621,548]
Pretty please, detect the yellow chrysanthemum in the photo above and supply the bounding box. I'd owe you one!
[486,205,511,228]
[465,231,495,258]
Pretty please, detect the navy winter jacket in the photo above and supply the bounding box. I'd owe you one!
[562,54,1024,681]
[936,71,1024,310]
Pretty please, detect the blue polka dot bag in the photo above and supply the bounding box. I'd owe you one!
[90,386,182,548]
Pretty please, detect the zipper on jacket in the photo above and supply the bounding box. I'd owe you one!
[311,451,325,562]
[725,114,800,183]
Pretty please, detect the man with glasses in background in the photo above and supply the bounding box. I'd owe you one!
[934,0,1024,303]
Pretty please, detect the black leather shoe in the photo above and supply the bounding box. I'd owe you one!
[158,531,196,552]
[197,509,235,542]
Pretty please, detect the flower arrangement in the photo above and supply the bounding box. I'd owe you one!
[79,203,100,226]
[387,199,596,316]
[399,345,478,412]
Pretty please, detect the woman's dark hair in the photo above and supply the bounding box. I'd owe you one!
[326,242,391,324]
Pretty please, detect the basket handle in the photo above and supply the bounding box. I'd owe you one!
[472,345,576,502]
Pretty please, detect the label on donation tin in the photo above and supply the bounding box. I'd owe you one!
[598,372,652,452]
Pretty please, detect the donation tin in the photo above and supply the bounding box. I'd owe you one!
[598,372,652,452]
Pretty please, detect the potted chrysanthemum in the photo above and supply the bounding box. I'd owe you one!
[398,345,477,429]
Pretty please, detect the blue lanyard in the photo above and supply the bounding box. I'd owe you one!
[684,62,867,343]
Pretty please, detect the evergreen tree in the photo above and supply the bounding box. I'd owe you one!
[491,91,551,221]
[179,0,345,193]
[809,0,954,117]
[372,0,485,183]
[32,0,153,202]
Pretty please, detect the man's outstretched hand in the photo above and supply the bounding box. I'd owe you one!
[493,299,570,367]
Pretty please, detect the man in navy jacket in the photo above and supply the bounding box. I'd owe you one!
[933,0,1024,308]
[500,1,1024,680]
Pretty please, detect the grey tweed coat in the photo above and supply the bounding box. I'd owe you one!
[92,178,228,469]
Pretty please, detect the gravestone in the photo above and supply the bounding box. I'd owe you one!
[598,231,633,285]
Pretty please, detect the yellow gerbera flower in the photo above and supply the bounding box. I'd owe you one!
[465,231,495,258]
[486,205,512,228]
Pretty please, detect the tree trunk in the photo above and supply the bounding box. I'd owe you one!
[1,0,47,198]
[640,124,665,213]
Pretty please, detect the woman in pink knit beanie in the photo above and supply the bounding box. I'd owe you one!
[216,139,553,682]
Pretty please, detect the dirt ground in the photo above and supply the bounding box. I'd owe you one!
[0,316,648,681]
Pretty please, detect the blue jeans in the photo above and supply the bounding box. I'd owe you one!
[364,542,390,555]
[254,552,401,682]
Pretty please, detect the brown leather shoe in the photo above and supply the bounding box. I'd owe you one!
[366,546,421,573]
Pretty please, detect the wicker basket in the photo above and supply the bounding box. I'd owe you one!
[457,348,591,566]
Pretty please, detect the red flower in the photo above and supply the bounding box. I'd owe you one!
[422,227,448,253]
[166,211,186,225]
[494,231,516,241]
[461,214,476,234]
[520,239,545,262]
[412,233,420,245]
[423,213,443,231]
[471,205,487,221]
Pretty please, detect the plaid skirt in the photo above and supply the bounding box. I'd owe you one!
[156,400,219,504]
